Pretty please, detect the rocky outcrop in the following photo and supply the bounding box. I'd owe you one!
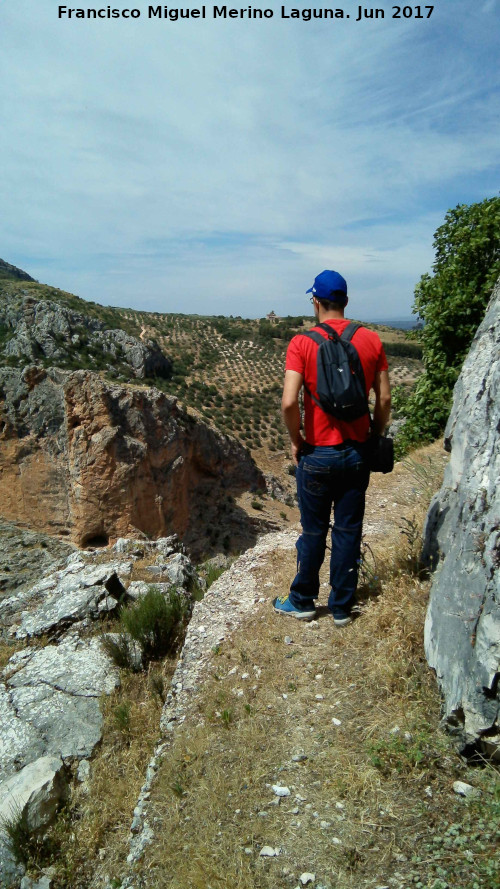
[0,367,264,553]
[0,293,171,380]
[0,536,200,887]
[0,522,75,600]
[423,279,500,757]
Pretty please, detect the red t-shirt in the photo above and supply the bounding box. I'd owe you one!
[285,319,388,445]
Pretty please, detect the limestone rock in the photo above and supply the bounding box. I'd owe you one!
[4,562,130,639]
[0,367,264,554]
[0,292,171,380]
[0,684,45,785]
[0,636,119,780]
[0,757,67,888]
[0,756,68,834]
[0,834,24,889]
[0,522,74,601]
[423,278,500,755]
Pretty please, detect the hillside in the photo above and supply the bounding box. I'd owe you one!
[0,264,497,889]
[0,262,422,482]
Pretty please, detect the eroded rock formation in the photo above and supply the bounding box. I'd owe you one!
[0,292,171,380]
[0,367,264,553]
[423,278,500,757]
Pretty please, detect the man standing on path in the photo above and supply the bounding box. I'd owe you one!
[274,270,391,626]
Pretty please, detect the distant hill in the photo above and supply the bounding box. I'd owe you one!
[367,315,420,330]
[0,258,37,283]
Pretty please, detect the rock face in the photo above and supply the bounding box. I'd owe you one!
[0,292,171,380]
[0,367,264,552]
[0,522,75,600]
[423,279,500,756]
[0,536,200,887]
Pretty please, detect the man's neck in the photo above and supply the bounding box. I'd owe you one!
[317,308,345,324]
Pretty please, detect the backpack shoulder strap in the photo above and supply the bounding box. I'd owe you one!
[297,331,325,408]
[316,321,339,340]
[299,330,326,347]
[340,321,363,343]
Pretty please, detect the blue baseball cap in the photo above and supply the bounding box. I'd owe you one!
[306,270,347,301]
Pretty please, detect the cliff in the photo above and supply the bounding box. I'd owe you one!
[423,277,500,757]
[0,292,171,381]
[0,367,264,554]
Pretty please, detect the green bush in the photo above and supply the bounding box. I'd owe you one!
[400,197,500,451]
[119,587,187,665]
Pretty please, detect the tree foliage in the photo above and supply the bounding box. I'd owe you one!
[398,197,500,449]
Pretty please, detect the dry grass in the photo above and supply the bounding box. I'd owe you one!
[130,449,497,889]
[139,565,450,889]
[0,640,22,671]
[41,663,176,888]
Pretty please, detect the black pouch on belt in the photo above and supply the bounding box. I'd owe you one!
[367,434,394,474]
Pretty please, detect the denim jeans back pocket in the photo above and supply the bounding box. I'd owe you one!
[303,462,331,496]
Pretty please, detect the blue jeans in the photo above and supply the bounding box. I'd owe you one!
[289,442,370,619]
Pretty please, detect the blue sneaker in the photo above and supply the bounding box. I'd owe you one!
[273,595,316,621]
[333,614,352,627]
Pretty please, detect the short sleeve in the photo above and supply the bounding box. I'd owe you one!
[285,335,306,375]
[376,342,389,373]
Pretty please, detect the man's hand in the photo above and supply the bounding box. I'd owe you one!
[291,434,306,466]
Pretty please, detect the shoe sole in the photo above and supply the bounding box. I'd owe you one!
[273,604,316,621]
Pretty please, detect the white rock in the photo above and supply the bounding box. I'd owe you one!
[0,756,67,833]
[315,694,324,700]
[272,784,291,797]
[331,717,342,726]
[332,837,342,844]
[76,760,90,783]
[260,845,280,857]
[453,781,480,798]
[299,875,316,886]
[320,820,331,828]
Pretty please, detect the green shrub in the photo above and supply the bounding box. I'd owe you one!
[102,633,139,671]
[119,587,187,664]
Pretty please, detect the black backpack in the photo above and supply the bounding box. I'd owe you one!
[301,321,369,422]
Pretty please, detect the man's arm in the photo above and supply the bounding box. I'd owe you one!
[371,369,391,435]
[282,369,305,465]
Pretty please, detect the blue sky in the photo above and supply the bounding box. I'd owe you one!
[0,0,498,321]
